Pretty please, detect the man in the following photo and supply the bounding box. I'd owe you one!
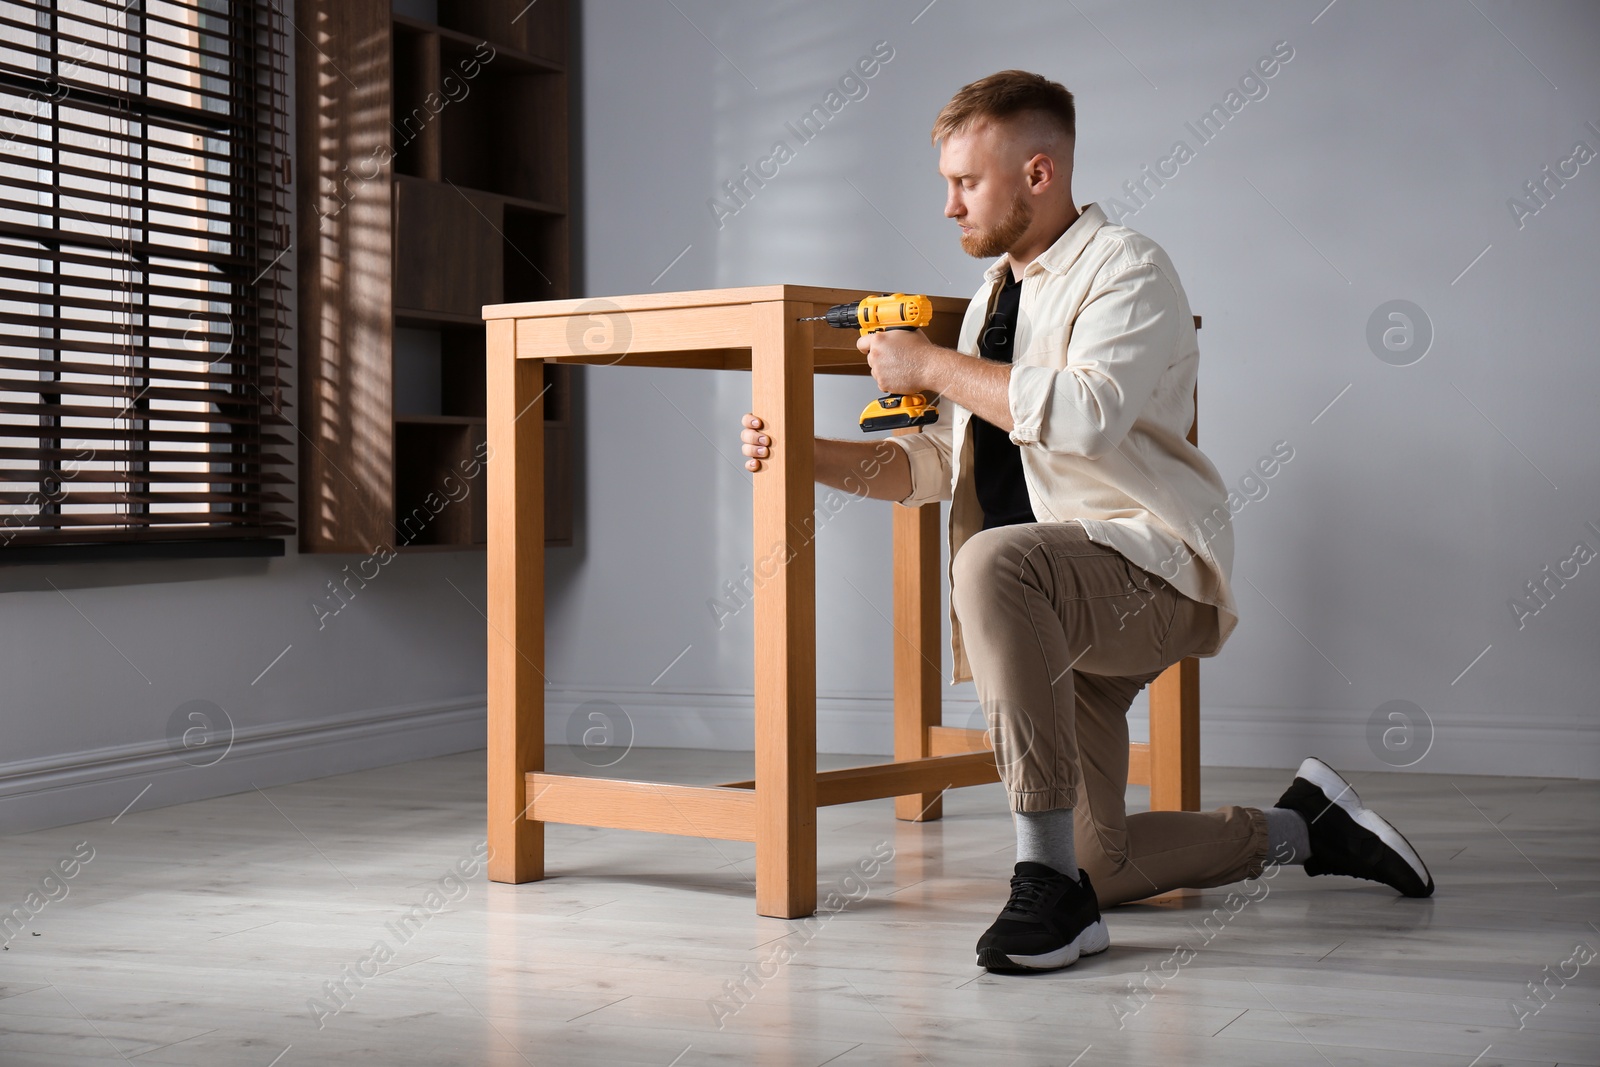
[739,70,1433,974]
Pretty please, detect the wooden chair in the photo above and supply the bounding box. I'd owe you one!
[918,315,1204,814]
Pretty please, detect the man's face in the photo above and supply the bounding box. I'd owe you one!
[937,119,1060,258]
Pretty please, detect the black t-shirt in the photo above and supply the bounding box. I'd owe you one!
[971,271,1036,530]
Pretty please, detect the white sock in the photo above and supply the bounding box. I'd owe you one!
[1014,808,1078,880]
[1265,806,1310,865]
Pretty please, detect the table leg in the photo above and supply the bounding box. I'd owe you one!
[1148,656,1201,811]
[751,299,817,918]
[893,497,945,821]
[486,320,545,883]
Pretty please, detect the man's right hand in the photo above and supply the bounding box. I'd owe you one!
[739,412,912,501]
[739,412,770,473]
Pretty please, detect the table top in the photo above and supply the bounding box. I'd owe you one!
[482,284,971,321]
[484,285,973,372]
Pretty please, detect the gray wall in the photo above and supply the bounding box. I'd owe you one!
[4,2,1595,837]
[565,0,1599,778]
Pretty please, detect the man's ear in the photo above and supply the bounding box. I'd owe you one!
[1026,153,1055,193]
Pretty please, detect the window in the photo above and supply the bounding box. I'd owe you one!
[0,0,291,550]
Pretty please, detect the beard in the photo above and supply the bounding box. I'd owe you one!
[959,189,1033,259]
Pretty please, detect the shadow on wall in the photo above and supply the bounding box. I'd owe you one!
[0,555,276,595]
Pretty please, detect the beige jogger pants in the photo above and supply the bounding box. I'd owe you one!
[951,520,1270,908]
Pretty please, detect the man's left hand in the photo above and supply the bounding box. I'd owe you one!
[858,328,947,396]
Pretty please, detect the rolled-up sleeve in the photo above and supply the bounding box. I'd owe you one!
[1007,261,1179,459]
[886,415,954,507]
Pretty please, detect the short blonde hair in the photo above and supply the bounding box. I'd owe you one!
[931,69,1076,146]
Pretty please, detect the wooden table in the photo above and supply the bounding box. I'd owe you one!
[481,285,1007,918]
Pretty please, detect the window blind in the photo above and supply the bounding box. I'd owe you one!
[0,0,292,549]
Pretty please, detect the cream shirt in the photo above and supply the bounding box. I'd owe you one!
[888,201,1238,685]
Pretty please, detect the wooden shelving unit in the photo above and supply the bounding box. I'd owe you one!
[294,0,575,552]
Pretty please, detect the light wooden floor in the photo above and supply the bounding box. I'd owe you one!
[1,749,1595,1066]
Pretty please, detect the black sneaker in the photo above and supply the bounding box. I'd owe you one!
[1274,757,1435,897]
[975,862,1110,973]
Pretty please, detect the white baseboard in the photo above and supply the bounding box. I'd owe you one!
[6,687,1589,838]
[1189,705,1599,780]
[0,697,486,836]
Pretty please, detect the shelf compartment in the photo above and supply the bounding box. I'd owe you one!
[392,407,569,548]
[394,323,565,424]
[393,419,487,546]
[439,68,567,203]
[393,176,503,319]
[434,0,567,69]
[503,206,568,304]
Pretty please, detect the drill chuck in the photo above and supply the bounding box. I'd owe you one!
[797,303,869,328]
[822,303,865,329]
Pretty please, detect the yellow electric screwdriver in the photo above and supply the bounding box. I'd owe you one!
[799,293,941,432]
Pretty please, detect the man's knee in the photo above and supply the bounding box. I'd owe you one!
[951,527,1029,608]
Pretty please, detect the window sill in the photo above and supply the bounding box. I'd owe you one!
[0,538,287,567]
